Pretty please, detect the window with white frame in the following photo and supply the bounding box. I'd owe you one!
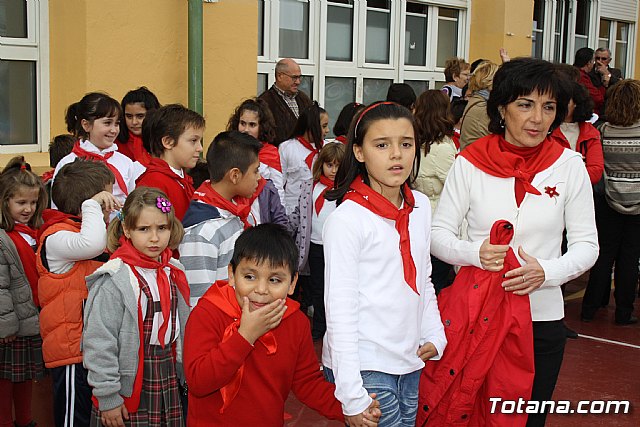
[257,0,469,137]
[597,18,632,77]
[0,0,48,152]
[531,0,596,64]
[614,22,629,73]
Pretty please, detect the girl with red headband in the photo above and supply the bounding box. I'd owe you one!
[322,102,447,427]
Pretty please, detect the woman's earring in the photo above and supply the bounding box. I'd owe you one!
[500,118,505,129]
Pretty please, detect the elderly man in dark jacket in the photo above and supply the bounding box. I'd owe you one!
[258,58,312,146]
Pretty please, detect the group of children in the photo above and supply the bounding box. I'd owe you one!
[0,84,448,427]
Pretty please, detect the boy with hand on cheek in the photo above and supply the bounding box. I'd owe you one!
[183,224,381,426]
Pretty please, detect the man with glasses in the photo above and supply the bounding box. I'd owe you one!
[589,47,623,93]
[259,58,312,146]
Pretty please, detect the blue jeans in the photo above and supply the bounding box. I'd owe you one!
[324,367,421,427]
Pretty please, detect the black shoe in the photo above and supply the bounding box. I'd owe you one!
[614,315,638,325]
[565,325,579,339]
[15,422,37,427]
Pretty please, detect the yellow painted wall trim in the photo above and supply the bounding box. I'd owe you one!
[469,0,534,63]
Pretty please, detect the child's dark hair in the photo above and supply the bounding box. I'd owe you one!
[118,86,161,143]
[312,143,346,181]
[142,104,205,157]
[333,102,365,137]
[52,159,114,216]
[49,134,76,168]
[0,156,47,231]
[386,83,417,110]
[65,92,122,139]
[290,102,326,150]
[326,102,420,203]
[413,90,455,154]
[230,223,298,278]
[206,131,262,182]
[226,98,277,144]
[567,81,594,123]
[107,186,184,253]
[187,160,209,188]
[450,98,468,126]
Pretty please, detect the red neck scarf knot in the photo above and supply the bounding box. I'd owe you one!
[343,177,418,294]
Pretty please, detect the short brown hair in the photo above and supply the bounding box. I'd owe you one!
[49,134,76,168]
[142,104,205,158]
[605,79,640,127]
[312,143,346,181]
[107,187,184,252]
[444,57,470,82]
[0,156,47,231]
[52,159,114,216]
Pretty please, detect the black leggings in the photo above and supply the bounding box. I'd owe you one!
[308,243,327,339]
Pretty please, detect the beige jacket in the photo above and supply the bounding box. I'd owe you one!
[459,94,490,150]
[415,135,457,214]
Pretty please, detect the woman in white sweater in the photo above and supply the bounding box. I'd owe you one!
[423,58,599,427]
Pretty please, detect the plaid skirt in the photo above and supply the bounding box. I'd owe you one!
[0,334,45,382]
[90,345,183,427]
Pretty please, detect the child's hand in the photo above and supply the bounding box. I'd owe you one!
[237,297,287,345]
[0,335,16,344]
[417,342,438,361]
[345,394,381,426]
[91,191,122,215]
[100,404,129,427]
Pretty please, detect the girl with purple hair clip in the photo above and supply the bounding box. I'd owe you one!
[82,186,190,427]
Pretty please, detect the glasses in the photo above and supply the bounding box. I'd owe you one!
[280,72,302,81]
[595,56,611,61]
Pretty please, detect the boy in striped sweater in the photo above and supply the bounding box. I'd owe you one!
[179,131,262,307]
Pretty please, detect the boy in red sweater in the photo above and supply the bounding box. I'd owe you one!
[135,104,205,220]
[183,224,380,426]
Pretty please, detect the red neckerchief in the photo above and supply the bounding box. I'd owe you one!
[460,134,563,207]
[313,175,334,215]
[72,141,129,196]
[6,224,40,307]
[235,177,267,210]
[343,177,418,294]
[41,169,54,184]
[335,135,348,145]
[139,158,195,200]
[259,142,282,172]
[128,133,152,167]
[296,136,319,170]
[202,281,299,413]
[192,181,253,229]
[111,237,189,348]
[452,130,461,150]
[37,209,81,242]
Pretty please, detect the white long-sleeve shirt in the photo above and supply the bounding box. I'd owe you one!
[53,139,136,207]
[321,190,447,416]
[431,149,599,321]
[46,199,107,274]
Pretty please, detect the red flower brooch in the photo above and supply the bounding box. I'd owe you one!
[544,186,559,202]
